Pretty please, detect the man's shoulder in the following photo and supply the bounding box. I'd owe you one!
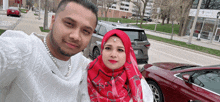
[1,30,29,39]
[71,52,91,67]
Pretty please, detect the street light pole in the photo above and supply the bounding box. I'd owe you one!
[210,12,220,43]
[187,0,202,44]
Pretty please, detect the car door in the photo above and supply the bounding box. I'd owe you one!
[172,70,220,102]
[90,25,107,59]
[89,24,101,56]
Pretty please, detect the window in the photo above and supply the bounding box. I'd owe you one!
[177,70,220,94]
[191,70,220,95]
[95,24,101,33]
[98,26,107,36]
[119,30,147,41]
[125,9,128,11]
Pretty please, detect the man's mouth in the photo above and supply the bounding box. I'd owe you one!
[109,60,117,64]
[66,43,78,49]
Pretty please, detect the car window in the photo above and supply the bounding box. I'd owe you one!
[95,24,101,33]
[191,70,220,94]
[121,30,147,41]
[98,26,107,36]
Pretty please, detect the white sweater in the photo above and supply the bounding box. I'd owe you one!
[0,30,90,102]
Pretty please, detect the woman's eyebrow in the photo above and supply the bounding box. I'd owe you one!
[117,46,125,49]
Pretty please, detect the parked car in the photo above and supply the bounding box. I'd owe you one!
[88,20,150,64]
[143,17,152,22]
[141,62,220,102]
[7,7,21,17]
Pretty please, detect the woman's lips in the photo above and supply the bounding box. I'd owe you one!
[109,60,117,64]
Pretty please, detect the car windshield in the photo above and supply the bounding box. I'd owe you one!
[171,65,198,71]
[9,7,18,10]
[120,30,147,41]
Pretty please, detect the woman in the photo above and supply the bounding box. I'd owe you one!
[86,29,153,102]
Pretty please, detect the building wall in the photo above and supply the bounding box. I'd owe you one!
[186,0,220,42]
[98,8,132,18]
[1,0,25,7]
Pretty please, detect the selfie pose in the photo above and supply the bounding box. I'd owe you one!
[0,0,97,101]
[86,29,153,102]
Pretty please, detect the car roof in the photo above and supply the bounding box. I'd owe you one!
[98,20,144,32]
[174,66,220,74]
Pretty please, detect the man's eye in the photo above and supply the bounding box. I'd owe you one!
[83,30,90,35]
[118,49,124,52]
[65,22,73,27]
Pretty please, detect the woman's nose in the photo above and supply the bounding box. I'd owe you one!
[110,50,117,58]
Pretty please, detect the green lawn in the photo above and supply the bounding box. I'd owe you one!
[0,29,6,35]
[98,17,141,23]
[146,34,220,56]
[139,24,180,34]
[39,27,50,32]
[19,9,28,13]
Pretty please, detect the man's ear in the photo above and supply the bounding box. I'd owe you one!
[49,15,56,30]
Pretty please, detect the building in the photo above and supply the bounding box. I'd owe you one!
[1,0,26,9]
[186,0,220,42]
[98,0,154,18]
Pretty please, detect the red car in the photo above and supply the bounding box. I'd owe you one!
[141,62,220,102]
[7,7,21,17]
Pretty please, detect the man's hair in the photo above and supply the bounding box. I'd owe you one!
[56,0,98,25]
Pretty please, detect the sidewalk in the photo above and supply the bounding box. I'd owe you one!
[145,29,220,51]
[13,9,54,36]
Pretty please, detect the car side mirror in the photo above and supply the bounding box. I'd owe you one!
[182,74,190,83]
[94,30,97,33]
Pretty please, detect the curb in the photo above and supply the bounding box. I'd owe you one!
[148,39,220,60]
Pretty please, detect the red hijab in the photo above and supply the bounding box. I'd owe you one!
[87,29,143,102]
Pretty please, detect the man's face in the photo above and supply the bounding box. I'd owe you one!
[49,2,96,57]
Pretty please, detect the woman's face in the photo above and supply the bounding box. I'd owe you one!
[102,36,126,70]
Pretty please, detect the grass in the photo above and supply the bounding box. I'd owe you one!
[99,18,180,34]
[138,24,180,34]
[19,9,28,13]
[0,29,6,35]
[34,14,38,16]
[98,17,141,23]
[146,34,220,56]
[39,27,50,32]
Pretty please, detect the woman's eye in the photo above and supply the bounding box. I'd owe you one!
[105,47,110,50]
[118,49,124,52]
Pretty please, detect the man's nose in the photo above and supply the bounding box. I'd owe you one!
[69,28,81,41]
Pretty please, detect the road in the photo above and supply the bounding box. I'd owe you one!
[148,39,220,66]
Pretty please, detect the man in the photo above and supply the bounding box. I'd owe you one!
[0,0,97,101]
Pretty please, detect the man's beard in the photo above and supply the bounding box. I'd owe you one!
[50,30,73,57]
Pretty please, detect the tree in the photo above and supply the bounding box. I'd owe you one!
[97,0,115,21]
[132,0,142,25]
[177,0,195,36]
[131,0,150,28]
[43,0,49,30]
